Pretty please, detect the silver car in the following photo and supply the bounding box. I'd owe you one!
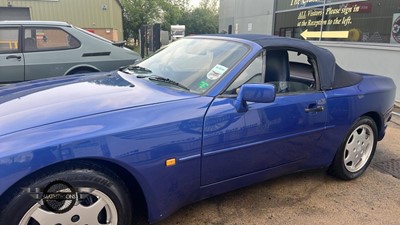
[0,20,140,83]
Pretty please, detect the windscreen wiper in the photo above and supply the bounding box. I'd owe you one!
[137,75,190,91]
[119,65,152,73]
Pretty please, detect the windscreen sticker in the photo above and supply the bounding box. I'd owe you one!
[198,81,210,89]
[207,64,228,80]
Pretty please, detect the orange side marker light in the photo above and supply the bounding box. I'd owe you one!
[166,158,176,167]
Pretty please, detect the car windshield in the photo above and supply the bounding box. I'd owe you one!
[137,38,249,93]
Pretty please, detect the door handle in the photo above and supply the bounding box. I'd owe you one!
[6,55,22,61]
[305,105,324,113]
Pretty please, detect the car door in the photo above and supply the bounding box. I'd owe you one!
[0,26,24,82]
[22,26,81,80]
[201,49,327,185]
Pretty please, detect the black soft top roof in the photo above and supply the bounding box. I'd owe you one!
[201,34,361,90]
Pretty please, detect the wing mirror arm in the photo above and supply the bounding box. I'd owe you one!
[234,84,276,113]
[234,96,249,113]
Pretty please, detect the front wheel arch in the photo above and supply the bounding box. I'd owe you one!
[0,158,149,224]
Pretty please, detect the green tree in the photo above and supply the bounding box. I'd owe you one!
[178,4,219,35]
[122,0,163,42]
[159,0,188,32]
[166,0,189,9]
[122,0,219,41]
[199,0,219,13]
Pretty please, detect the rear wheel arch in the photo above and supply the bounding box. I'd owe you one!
[328,116,378,180]
[66,66,100,75]
[0,158,149,223]
[362,111,383,139]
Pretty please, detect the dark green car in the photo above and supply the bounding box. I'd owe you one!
[0,20,140,83]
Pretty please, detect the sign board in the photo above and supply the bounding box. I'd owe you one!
[247,23,252,32]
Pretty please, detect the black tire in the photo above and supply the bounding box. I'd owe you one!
[0,161,133,225]
[328,116,378,180]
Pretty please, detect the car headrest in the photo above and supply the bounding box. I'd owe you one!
[265,50,290,83]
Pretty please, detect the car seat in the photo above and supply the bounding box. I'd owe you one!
[265,50,290,92]
[24,37,36,51]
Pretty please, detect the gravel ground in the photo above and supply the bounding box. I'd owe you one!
[153,116,400,225]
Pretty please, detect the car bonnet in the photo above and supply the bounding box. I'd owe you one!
[0,71,197,136]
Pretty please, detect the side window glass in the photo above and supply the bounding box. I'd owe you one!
[0,28,19,53]
[224,54,263,94]
[265,49,317,94]
[24,27,80,52]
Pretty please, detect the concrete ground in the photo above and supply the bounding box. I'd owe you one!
[154,115,400,225]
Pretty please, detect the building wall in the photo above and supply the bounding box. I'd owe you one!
[219,0,274,35]
[219,0,400,101]
[0,0,123,41]
[219,0,234,33]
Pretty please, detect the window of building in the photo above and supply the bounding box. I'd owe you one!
[275,0,400,45]
[23,27,80,52]
[0,28,19,53]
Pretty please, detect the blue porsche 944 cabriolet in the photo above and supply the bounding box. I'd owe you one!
[0,35,396,225]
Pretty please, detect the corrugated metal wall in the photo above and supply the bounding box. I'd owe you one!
[219,0,274,35]
[0,0,123,41]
